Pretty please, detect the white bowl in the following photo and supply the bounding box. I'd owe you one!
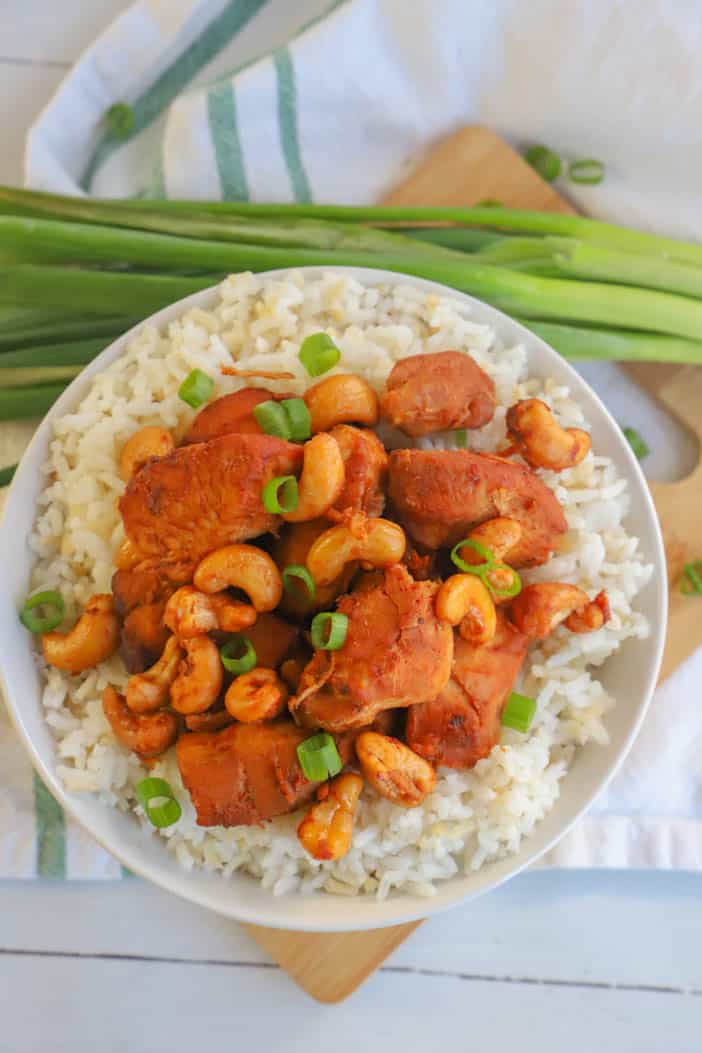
[0,268,667,931]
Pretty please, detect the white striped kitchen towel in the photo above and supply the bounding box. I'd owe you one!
[3,0,702,878]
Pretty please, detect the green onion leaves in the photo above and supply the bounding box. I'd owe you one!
[262,475,299,514]
[254,398,311,441]
[104,102,135,141]
[282,564,316,604]
[179,369,213,409]
[0,463,17,487]
[135,777,182,828]
[296,732,343,782]
[569,159,605,186]
[298,332,341,377]
[450,539,522,599]
[20,590,65,633]
[501,691,537,734]
[622,426,650,460]
[220,636,257,674]
[524,145,562,183]
[310,611,348,650]
[680,561,702,596]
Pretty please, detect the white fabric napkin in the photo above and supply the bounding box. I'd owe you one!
[3,0,701,879]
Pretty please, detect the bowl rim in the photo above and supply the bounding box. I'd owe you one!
[0,266,667,931]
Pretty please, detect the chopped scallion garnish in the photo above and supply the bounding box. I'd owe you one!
[450,538,494,574]
[310,611,348,650]
[621,425,650,460]
[135,777,181,828]
[178,368,213,409]
[280,397,311,441]
[220,635,257,674]
[20,590,65,633]
[298,333,341,377]
[254,399,291,439]
[524,145,562,183]
[680,561,702,596]
[282,564,316,604]
[453,429,468,448]
[296,732,343,782]
[104,102,135,141]
[501,692,537,734]
[569,159,605,186]
[262,475,299,514]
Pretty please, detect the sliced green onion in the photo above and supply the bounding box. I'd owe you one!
[280,397,311,441]
[501,691,537,734]
[135,777,182,829]
[262,475,298,514]
[20,590,65,633]
[220,636,257,674]
[298,332,341,377]
[0,463,17,487]
[680,561,702,596]
[484,565,523,599]
[310,611,349,650]
[524,145,562,183]
[622,426,650,460]
[253,399,291,439]
[450,538,495,573]
[453,429,468,449]
[282,564,316,604]
[569,159,605,186]
[296,732,343,781]
[178,368,213,409]
[104,102,135,140]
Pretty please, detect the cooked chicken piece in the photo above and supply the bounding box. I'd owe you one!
[381,351,496,437]
[120,433,304,564]
[112,561,191,673]
[329,425,388,518]
[406,611,528,769]
[176,721,356,827]
[272,519,357,618]
[242,613,299,669]
[122,603,170,673]
[290,564,453,732]
[182,388,272,444]
[387,448,567,566]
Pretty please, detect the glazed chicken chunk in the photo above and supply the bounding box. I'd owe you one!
[120,432,303,564]
[406,612,528,769]
[290,564,453,732]
[381,350,496,437]
[388,448,567,566]
[182,388,272,443]
[329,425,388,518]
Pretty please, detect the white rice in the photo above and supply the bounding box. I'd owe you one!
[29,271,652,899]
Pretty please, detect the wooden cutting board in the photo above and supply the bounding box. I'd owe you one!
[242,126,702,1001]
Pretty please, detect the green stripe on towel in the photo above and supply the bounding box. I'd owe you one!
[82,0,270,190]
[274,48,312,203]
[33,772,66,878]
[207,83,250,200]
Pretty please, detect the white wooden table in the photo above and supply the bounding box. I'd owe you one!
[1,3,701,1049]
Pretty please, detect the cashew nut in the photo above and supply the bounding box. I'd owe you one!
[304,374,379,434]
[435,574,497,646]
[164,585,256,639]
[119,426,174,481]
[224,667,289,723]
[42,594,119,675]
[297,772,363,861]
[306,515,406,586]
[170,636,223,714]
[466,517,523,563]
[114,537,143,571]
[510,583,609,639]
[102,685,178,759]
[355,732,436,807]
[193,544,282,612]
[281,433,345,523]
[506,399,591,472]
[273,520,357,617]
[125,635,182,714]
